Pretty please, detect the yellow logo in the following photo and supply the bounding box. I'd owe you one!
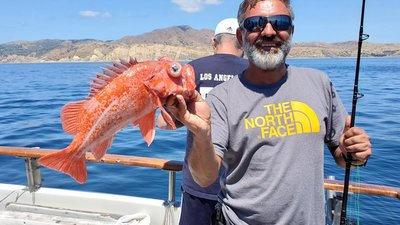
[244,101,320,139]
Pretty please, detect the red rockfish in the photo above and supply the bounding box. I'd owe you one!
[39,57,195,184]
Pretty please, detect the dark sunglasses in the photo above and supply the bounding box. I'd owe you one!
[240,15,292,32]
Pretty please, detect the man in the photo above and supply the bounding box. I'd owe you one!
[158,18,247,225]
[164,0,372,224]
[192,18,248,99]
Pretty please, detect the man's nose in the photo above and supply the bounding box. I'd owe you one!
[260,23,277,37]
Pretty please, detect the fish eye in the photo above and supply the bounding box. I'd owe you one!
[169,63,182,77]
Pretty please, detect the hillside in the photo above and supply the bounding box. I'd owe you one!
[1,25,399,63]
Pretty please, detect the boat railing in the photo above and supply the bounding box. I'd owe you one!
[0,145,399,224]
[0,146,182,207]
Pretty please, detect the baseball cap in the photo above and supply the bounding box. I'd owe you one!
[214,18,239,35]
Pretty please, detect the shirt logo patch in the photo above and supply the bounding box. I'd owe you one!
[244,101,320,139]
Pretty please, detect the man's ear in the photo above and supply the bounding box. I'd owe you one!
[290,25,295,35]
[236,28,243,46]
[211,36,217,50]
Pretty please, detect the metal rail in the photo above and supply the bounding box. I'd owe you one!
[0,146,182,171]
[324,178,399,199]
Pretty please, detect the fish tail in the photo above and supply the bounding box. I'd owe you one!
[39,147,87,184]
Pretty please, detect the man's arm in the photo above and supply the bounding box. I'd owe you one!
[164,92,222,187]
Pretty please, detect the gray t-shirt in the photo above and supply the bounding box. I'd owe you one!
[205,65,347,225]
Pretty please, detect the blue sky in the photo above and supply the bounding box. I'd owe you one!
[0,0,398,44]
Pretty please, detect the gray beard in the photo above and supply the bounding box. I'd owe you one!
[244,36,292,71]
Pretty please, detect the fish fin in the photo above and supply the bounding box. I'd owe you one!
[156,95,177,130]
[91,136,114,160]
[137,111,156,146]
[61,100,86,135]
[160,107,176,130]
[143,86,177,131]
[39,147,87,184]
[88,59,138,97]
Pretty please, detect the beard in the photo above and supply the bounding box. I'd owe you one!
[244,35,292,71]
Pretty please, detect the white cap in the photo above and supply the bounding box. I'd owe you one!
[214,18,239,35]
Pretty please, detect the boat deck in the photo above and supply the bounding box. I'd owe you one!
[0,184,178,225]
[1,202,118,225]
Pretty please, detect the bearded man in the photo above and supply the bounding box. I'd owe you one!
[164,0,372,224]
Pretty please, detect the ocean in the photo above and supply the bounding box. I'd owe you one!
[0,57,399,224]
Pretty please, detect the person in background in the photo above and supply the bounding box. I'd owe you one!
[158,18,248,225]
[162,0,372,224]
[192,18,248,99]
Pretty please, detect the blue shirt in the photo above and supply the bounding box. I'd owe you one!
[182,53,248,200]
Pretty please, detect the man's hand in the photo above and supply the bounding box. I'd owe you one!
[339,116,372,166]
[164,91,211,135]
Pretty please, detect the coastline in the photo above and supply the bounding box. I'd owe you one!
[1,26,399,64]
[1,55,399,65]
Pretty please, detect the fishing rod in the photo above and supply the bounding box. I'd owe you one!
[340,0,369,224]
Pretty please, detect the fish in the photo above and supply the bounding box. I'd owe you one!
[38,56,196,184]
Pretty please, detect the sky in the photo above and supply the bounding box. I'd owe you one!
[0,0,398,45]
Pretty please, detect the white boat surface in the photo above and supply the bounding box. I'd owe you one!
[0,183,180,225]
[0,146,399,225]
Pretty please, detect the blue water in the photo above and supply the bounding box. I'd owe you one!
[0,58,399,224]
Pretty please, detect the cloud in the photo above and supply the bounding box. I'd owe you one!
[79,10,111,17]
[172,0,223,13]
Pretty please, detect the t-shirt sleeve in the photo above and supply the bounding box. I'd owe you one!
[206,89,229,158]
[324,80,348,147]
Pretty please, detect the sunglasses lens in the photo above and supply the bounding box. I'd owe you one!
[242,17,264,32]
[269,15,292,31]
[242,15,291,32]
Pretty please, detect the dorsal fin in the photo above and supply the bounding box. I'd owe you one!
[88,57,138,98]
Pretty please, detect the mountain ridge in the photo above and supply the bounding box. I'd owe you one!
[1,25,399,63]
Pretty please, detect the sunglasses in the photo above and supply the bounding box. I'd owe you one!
[240,15,292,32]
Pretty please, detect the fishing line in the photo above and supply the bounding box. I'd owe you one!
[348,167,362,225]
